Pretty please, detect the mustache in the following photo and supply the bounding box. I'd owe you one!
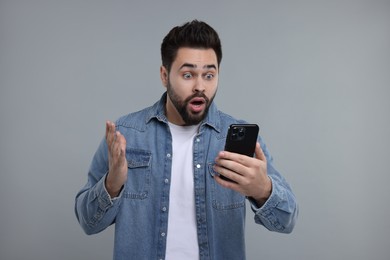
[185,92,209,103]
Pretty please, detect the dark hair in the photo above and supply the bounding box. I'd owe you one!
[161,20,222,72]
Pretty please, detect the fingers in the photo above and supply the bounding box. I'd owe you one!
[214,151,246,184]
[106,121,115,145]
[104,121,128,198]
[255,142,266,162]
[115,131,126,147]
[105,121,126,156]
[213,164,243,184]
[113,131,126,157]
[214,143,269,199]
[217,142,266,164]
[214,142,266,184]
[215,152,244,173]
[214,174,241,190]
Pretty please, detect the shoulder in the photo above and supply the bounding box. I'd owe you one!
[115,105,155,131]
[115,94,167,130]
[218,110,248,124]
[211,107,249,132]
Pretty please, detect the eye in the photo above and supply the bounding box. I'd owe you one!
[183,72,192,79]
[204,73,214,80]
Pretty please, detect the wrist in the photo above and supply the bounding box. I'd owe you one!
[253,176,272,206]
[105,174,124,198]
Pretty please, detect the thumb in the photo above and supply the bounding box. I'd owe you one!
[255,142,266,162]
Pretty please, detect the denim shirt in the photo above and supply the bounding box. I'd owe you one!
[75,93,298,260]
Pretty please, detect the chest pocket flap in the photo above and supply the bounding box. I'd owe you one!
[124,148,152,199]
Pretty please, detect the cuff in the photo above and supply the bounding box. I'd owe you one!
[94,173,123,209]
[249,175,285,213]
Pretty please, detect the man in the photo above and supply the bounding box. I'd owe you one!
[75,20,298,260]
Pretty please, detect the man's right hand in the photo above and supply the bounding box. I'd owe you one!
[105,121,128,198]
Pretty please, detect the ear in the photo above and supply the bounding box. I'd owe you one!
[160,66,168,87]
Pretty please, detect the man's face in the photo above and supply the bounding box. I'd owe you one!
[161,47,219,126]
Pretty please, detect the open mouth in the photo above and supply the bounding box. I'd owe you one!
[189,97,206,112]
[191,98,205,106]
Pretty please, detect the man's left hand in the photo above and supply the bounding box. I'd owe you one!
[213,142,272,206]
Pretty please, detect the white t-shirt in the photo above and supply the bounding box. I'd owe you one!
[165,122,200,260]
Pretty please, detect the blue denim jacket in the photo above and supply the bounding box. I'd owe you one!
[75,93,298,260]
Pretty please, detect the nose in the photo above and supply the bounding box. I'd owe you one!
[193,76,205,93]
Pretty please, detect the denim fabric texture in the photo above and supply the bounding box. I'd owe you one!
[75,93,298,260]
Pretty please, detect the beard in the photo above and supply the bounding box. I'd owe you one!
[166,81,216,126]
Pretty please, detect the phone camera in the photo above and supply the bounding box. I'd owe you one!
[232,127,246,141]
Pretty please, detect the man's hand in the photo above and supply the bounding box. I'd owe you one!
[105,121,128,198]
[213,142,272,206]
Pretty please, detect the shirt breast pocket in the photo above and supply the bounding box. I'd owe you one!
[123,148,152,199]
[208,163,245,210]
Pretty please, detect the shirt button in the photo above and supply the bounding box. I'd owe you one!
[161,232,166,237]
[196,138,200,142]
[166,153,171,158]
[196,164,201,169]
[162,207,167,212]
[164,178,169,184]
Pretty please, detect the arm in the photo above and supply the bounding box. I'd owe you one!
[214,140,298,233]
[74,121,128,235]
[250,164,298,234]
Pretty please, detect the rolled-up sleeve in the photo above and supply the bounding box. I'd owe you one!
[249,137,299,233]
[249,174,298,233]
[75,139,122,235]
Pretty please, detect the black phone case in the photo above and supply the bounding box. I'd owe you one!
[224,124,259,157]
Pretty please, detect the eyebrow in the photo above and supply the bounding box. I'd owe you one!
[179,63,217,71]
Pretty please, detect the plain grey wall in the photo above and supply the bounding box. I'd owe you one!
[1,0,389,259]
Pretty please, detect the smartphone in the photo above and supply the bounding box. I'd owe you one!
[224,124,259,157]
[221,124,259,182]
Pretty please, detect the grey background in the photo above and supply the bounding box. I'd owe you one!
[1,0,389,259]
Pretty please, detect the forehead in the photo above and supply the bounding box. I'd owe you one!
[173,47,218,69]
